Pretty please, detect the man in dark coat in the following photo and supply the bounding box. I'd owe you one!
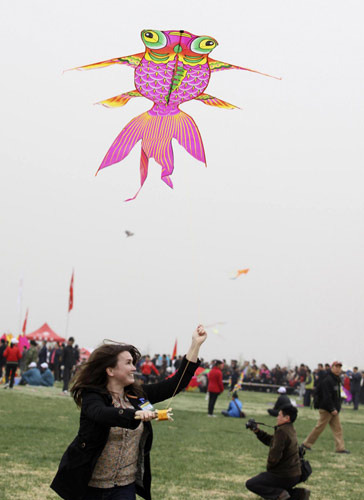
[0,339,7,380]
[61,337,76,393]
[303,361,349,453]
[268,387,291,417]
[246,405,310,500]
[350,367,362,411]
[38,341,48,366]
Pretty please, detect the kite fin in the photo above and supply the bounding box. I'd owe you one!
[195,93,239,109]
[96,91,142,108]
[209,58,281,80]
[66,53,144,72]
[97,107,206,201]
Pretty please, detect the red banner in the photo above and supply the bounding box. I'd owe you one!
[68,271,74,312]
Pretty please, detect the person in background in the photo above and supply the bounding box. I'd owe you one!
[350,367,362,411]
[62,337,76,394]
[40,362,55,386]
[303,361,350,454]
[3,338,22,389]
[19,346,28,374]
[267,387,291,417]
[246,405,310,500]
[38,340,48,366]
[74,344,80,365]
[20,361,42,386]
[0,339,8,382]
[50,343,62,381]
[25,340,38,371]
[303,369,314,407]
[207,360,224,417]
[141,355,159,384]
[222,391,245,418]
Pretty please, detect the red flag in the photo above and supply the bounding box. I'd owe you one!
[172,339,177,360]
[22,308,29,334]
[68,271,74,312]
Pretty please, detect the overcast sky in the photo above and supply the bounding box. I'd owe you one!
[1,0,363,368]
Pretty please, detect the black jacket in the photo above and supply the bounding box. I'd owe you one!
[319,371,341,413]
[256,423,301,478]
[50,356,199,500]
[62,345,76,368]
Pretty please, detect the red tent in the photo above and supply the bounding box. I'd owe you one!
[26,322,65,343]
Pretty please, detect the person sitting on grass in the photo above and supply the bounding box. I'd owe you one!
[267,386,291,417]
[246,405,310,500]
[221,392,245,418]
[19,361,42,386]
[40,362,55,387]
[50,325,207,500]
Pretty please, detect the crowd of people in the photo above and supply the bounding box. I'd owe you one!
[1,337,363,410]
[0,336,80,392]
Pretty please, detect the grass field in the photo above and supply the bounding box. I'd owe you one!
[1,385,363,500]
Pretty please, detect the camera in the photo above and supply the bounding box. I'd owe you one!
[245,418,258,431]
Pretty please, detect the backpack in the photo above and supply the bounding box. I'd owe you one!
[299,446,312,482]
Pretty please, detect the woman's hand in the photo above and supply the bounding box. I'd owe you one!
[192,324,207,345]
[186,325,207,362]
[135,410,158,422]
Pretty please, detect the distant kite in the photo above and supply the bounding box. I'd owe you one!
[71,29,279,200]
[125,230,134,237]
[230,269,250,280]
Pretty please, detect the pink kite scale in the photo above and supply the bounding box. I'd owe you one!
[71,29,280,200]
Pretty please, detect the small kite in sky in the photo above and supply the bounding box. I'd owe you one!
[71,29,279,200]
[125,230,134,237]
[230,268,250,280]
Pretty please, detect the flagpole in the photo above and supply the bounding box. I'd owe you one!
[65,310,70,339]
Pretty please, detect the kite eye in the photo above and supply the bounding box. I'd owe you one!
[141,30,167,49]
[191,37,218,54]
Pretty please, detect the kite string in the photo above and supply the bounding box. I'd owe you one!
[165,360,191,409]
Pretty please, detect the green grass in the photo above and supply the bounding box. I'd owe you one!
[1,386,363,499]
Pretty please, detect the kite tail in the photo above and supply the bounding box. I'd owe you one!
[97,107,207,201]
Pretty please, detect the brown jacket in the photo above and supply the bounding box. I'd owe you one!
[256,422,301,477]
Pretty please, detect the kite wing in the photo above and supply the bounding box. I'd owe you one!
[96,91,142,108]
[68,53,144,71]
[195,93,239,109]
[209,58,281,80]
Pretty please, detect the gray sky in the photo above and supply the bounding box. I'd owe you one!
[1,0,363,368]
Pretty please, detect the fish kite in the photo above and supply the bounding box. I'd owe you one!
[230,268,250,280]
[72,29,280,200]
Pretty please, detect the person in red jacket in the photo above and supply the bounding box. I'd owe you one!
[207,360,224,416]
[3,338,22,389]
[141,355,159,383]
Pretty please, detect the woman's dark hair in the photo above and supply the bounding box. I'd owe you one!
[213,360,223,368]
[71,341,143,407]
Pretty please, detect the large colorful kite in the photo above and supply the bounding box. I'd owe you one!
[72,29,279,200]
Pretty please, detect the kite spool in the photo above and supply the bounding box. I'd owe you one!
[157,408,173,421]
[135,408,174,422]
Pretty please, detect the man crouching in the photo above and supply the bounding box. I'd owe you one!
[245,405,310,500]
